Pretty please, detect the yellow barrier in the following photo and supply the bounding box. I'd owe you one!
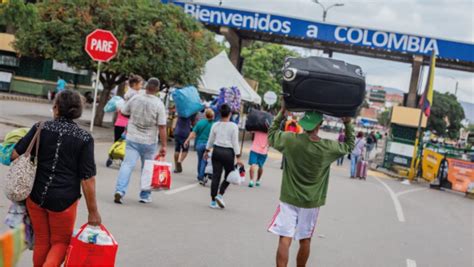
[421,149,443,182]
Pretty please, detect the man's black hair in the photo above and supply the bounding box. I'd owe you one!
[220,104,232,118]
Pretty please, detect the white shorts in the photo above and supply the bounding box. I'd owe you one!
[267,202,320,240]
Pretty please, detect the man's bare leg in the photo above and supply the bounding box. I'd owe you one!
[179,151,188,163]
[249,165,257,182]
[257,167,264,181]
[174,152,182,172]
[296,238,311,267]
[277,236,292,267]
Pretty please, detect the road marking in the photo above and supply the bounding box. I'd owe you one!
[396,188,427,197]
[406,258,417,267]
[164,184,199,195]
[373,176,406,222]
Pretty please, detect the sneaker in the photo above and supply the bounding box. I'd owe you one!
[215,194,226,208]
[256,181,261,187]
[209,201,219,209]
[139,196,152,204]
[114,193,123,204]
[248,181,254,188]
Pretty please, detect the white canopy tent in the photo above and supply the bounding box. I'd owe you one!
[199,51,262,105]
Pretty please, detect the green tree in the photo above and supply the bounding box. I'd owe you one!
[12,0,218,126]
[378,109,391,127]
[241,42,299,98]
[0,0,37,33]
[428,91,465,139]
[467,124,474,132]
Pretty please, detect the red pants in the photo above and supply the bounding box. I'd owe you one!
[26,198,78,267]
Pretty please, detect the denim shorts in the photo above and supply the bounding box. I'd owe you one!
[248,151,268,168]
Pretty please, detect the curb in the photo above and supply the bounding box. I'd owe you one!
[0,93,50,104]
[369,165,406,180]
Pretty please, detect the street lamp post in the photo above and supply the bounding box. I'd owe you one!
[446,75,459,96]
[312,0,345,22]
[311,0,344,58]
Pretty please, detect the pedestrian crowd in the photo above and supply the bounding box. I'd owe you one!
[1,74,370,267]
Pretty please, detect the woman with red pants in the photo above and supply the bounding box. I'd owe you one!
[12,90,101,267]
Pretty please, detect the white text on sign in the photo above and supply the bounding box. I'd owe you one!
[90,39,114,53]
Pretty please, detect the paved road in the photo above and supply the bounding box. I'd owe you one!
[0,100,472,266]
[1,142,472,267]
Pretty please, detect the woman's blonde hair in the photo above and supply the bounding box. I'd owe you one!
[205,108,215,120]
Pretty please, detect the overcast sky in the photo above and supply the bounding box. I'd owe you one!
[196,0,474,103]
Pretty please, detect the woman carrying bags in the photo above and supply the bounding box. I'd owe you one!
[184,108,215,185]
[204,104,242,209]
[12,90,101,267]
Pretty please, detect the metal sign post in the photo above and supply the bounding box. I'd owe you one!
[90,61,101,132]
[84,29,118,132]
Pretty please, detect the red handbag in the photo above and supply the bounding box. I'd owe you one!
[65,224,118,267]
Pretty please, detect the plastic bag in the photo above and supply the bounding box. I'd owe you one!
[205,164,213,176]
[217,86,241,112]
[104,96,124,113]
[65,224,118,267]
[245,109,273,133]
[226,167,242,185]
[141,159,172,191]
[0,144,15,166]
[171,86,204,118]
[238,165,246,184]
[204,153,213,175]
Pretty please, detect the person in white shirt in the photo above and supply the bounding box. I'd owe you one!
[350,131,366,178]
[114,78,167,204]
[204,104,242,209]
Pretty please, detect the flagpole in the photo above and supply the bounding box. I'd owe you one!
[408,107,425,180]
[408,51,436,180]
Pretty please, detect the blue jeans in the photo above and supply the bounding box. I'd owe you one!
[350,154,360,177]
[115,140,157,199]
[196,142,207,181]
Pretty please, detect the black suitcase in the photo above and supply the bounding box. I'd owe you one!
[245,109,273,133]
[281,57,366,117]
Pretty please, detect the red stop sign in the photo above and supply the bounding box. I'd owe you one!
[85,29,118,62]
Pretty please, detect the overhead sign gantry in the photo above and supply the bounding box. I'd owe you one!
[166,1,474,106]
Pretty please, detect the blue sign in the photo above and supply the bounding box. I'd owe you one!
[172,2,474,63]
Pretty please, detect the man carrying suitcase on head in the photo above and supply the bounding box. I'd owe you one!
[267,100,355,267]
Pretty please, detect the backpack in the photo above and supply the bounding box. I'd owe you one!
[366,135,374,145]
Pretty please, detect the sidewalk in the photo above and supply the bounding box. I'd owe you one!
[0,92,50,104]
[0,99,114,142]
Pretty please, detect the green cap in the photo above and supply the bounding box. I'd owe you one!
[299,111,323,131]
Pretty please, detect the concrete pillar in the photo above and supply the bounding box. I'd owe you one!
[220,27,242,71]
[406,55,424,108]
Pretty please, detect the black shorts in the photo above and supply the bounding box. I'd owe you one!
[174,136,189,153]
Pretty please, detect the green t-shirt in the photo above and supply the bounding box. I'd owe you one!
[268,111,355,208]
[193,119,214,145]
